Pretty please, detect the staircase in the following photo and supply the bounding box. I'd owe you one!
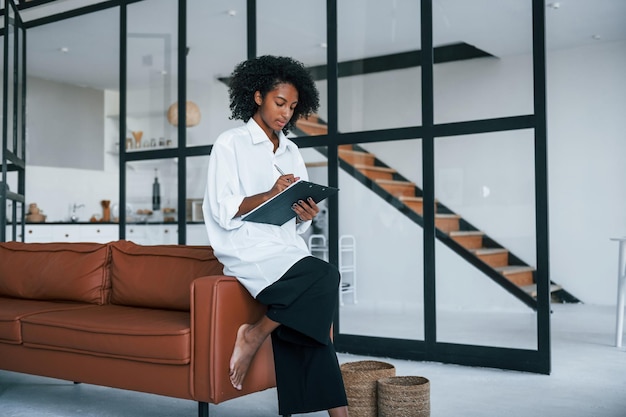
[294,116,580,310]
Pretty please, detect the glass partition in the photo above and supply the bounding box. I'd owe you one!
[434,130,537,349]
[26,7,119,223]
[126,0,177,151]
[2,1,25,242]
[338,139,424,340]
[257,0,328,138]
[125,158,178,245]
[300,146,329,246]
[433,0,533,124]
[11,0,550,372]
[15,3,24,160]
[186,154,209,245]
[5,2,15,154]
[338,0,421,133]
[186,0,247,147]
[3,170,21,240]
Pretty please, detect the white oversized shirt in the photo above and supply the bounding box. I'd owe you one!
[203,118,311,297]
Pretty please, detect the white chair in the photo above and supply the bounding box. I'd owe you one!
[307,234,328,261]
[339,235,357,306]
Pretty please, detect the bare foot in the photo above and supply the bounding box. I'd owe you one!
[229,324,258,390]
[229,316,279,390]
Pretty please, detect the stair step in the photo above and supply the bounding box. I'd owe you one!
[354,164,396,180]
[449,230,484,236]
[450,230,485,249]
[375,179,416,197]
[471,247,509,267]
[339,149,375,165]
[496,265,535,286]
[496,265,534,273]
[295,118,327,136]
[398,196,439,214]
[472,248,508,255]
[520,283,563,298]
[434,214,461,233]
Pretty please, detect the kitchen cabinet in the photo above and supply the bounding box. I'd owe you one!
[125,224,178,245]
[23,225,53,242]
[186,224,209,245]
[22,224,118,243]
[18,223,186,245]
[75,225,118,243]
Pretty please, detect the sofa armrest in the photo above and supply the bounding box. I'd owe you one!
[190,275,276,404]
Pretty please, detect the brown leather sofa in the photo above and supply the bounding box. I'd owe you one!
[0,240,276,417]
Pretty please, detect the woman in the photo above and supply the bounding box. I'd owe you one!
[203,55,349,417]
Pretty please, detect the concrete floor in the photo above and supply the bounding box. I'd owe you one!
[1,303,625,417]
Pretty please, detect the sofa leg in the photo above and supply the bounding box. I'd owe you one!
[198,401,209,417]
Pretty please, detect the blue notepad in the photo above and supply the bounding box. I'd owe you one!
[241,180,339,226]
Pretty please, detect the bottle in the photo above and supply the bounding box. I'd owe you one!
[152,169,161,211]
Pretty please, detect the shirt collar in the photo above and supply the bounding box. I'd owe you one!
[246,118,295,155]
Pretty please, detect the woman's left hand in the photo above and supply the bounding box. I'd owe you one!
[291,197,319,222]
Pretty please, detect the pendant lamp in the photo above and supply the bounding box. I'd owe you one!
[167,101,201,127]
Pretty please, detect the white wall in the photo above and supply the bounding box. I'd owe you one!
[546,41,626,305]
[27,76,105,170]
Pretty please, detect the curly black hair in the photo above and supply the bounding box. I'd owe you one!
[228,55,320,134]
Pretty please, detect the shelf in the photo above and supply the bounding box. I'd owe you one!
[108,145,177,156]
[106,111,168,119]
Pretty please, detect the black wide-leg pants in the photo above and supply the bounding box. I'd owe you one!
[256,256,348,415]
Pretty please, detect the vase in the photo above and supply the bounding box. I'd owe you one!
[131,131,143,148]
[101,200,111,222]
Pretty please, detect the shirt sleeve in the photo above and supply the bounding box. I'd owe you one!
[204,139,245,231]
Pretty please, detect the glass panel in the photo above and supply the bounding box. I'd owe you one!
[16,14,24,159]
[300,146,329,248]
[3,171,22,240]
[26,8,119,223]
[0,7,2,164]
[127,0,177,150]
[186,155,209,245]
[257,0,328,138]
[338,140,424,340]
[5,3,15,154]
[338,0,421,133]
[186,0,247,147]
[433,0,533,123]
[434,130,537,349]
[125,158,178,245]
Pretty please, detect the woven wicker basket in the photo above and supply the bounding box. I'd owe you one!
[377,376,430,417]
[340,361,396,417]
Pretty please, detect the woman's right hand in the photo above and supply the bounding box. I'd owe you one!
[270,174,299,196]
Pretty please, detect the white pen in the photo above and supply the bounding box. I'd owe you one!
[274,164,286,176]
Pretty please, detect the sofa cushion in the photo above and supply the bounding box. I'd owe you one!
[109,241,223,311]
[20,304,191,365]
[0,242,111,305]
[0,297,94,344]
